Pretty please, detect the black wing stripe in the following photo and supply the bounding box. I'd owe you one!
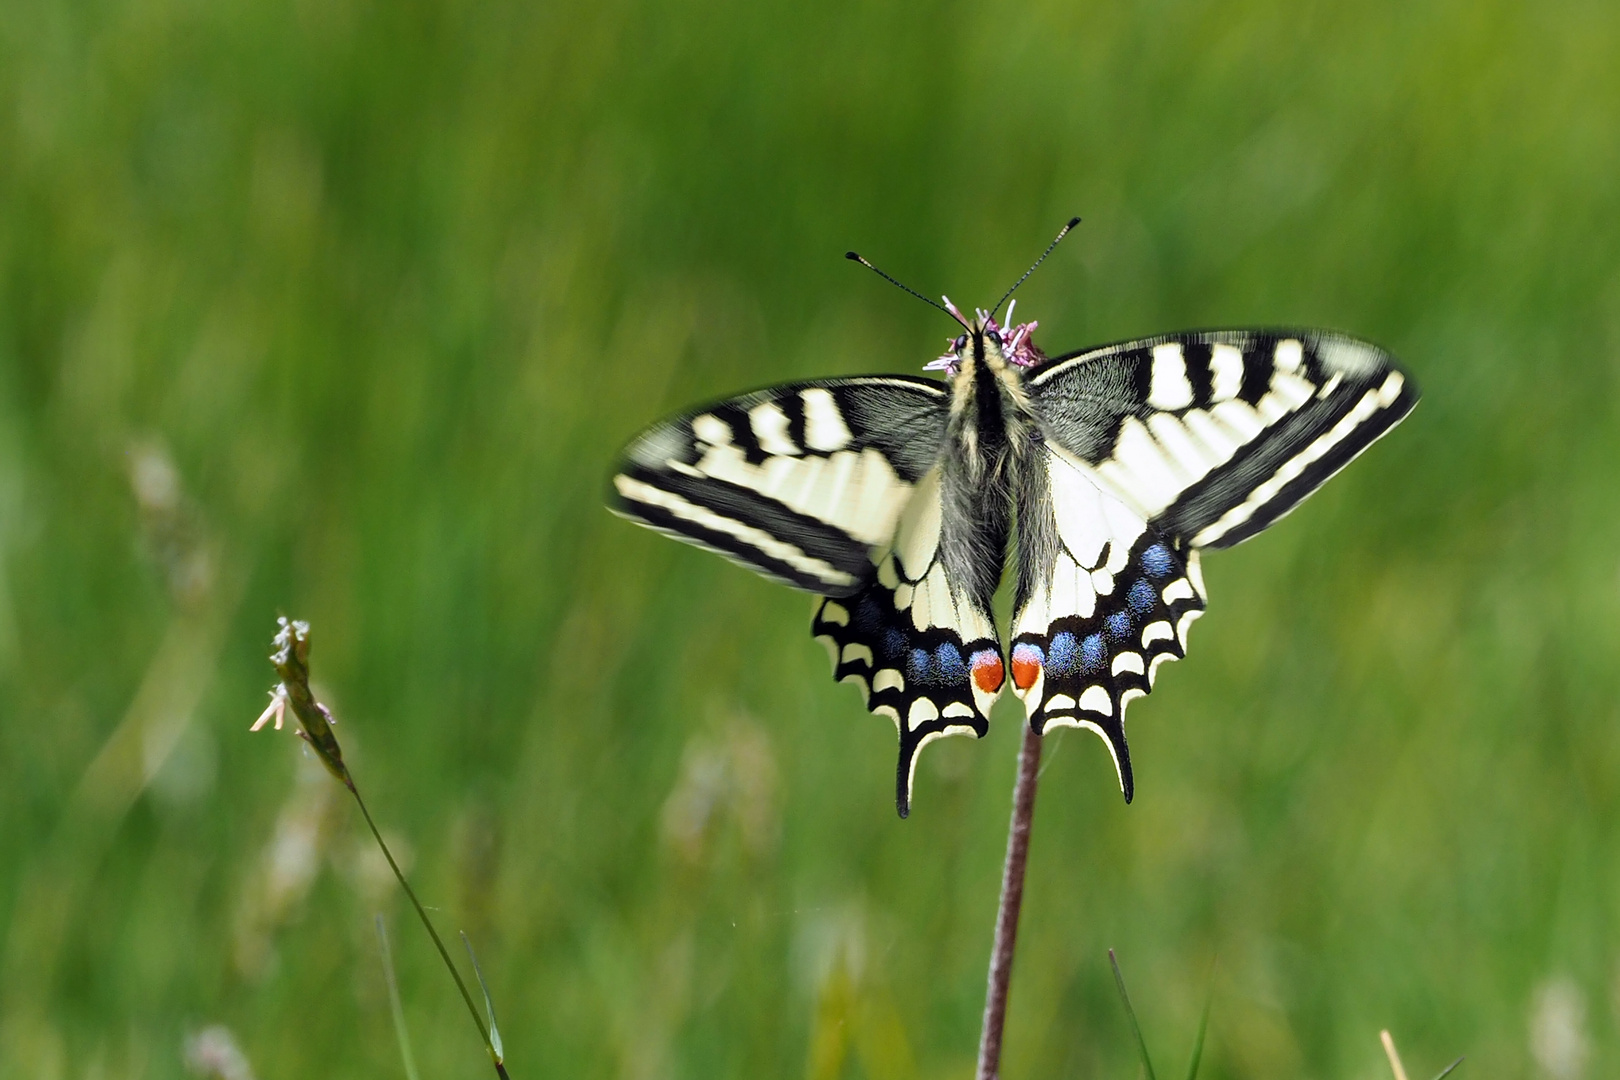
[1173,366,1415,548]
[612,493,848,593]
[1209,385,1412,548]
[1182,341,1214,404]
[619,463,876,572]
[612,465,873,594]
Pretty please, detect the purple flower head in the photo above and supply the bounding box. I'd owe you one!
[921,300,1046,376]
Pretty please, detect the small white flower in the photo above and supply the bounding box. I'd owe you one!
[251,684,288,732]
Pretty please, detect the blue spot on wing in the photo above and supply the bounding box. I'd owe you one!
[1081,634,1105,673]
[1127,579,1157,614]
[1047,632,1078,675]
[882,628,908,661]
[1105,611,1132,641]
[1141,544,1174,579]
[934,642,967,682]
[1012,642,1044,664]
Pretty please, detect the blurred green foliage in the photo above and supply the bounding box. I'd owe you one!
[1,0,1618,1076]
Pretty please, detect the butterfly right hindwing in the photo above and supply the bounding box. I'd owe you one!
[1008,442,1208,800]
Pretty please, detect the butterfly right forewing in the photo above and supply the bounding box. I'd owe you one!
[1027,330,1417,549]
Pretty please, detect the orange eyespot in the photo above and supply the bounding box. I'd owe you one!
[970,650,1004,693]
[1010,643,1044,690]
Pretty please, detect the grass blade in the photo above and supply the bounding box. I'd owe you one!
[1109,949,1157,1080]
[376,915,422,1080]
[1431,1057,1464,1080]
[462,931,505,1063]
[1183,982,1213,1080]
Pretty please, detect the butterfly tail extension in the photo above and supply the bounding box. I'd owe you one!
[813,574,1003,817]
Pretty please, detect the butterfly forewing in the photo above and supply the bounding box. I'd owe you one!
[610,377,948,595]
[1028,330,1417,548]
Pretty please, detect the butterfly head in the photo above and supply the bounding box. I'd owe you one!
[923,298,1046,376]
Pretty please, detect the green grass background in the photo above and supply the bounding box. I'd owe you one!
[2,0,1618,1076]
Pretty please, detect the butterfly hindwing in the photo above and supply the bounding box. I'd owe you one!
[1027,330,1417,549]
[813,465,1007,817]
[1009,443,1208,799]
[610,377,948,596]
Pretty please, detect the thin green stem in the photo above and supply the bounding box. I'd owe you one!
[351,782,509,1079]
[1183,982,1211,1080]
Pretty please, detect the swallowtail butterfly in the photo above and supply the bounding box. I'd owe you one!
[610,220,1417,817]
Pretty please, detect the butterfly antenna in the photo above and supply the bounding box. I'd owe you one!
[846,251,970,330]
[991,216,1081,322]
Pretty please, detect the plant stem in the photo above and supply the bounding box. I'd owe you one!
[351,782,510,1079]
[975,722,1044,1080]
[1381,1030,1409,1080]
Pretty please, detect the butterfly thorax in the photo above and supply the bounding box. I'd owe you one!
[938,320,1041,611]
[946,321,1038,462]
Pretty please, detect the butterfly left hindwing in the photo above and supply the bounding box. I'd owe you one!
[813,465,1007,817]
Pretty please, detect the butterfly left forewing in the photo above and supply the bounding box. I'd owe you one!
[610,376,949,596]
[814,464,1007,817]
